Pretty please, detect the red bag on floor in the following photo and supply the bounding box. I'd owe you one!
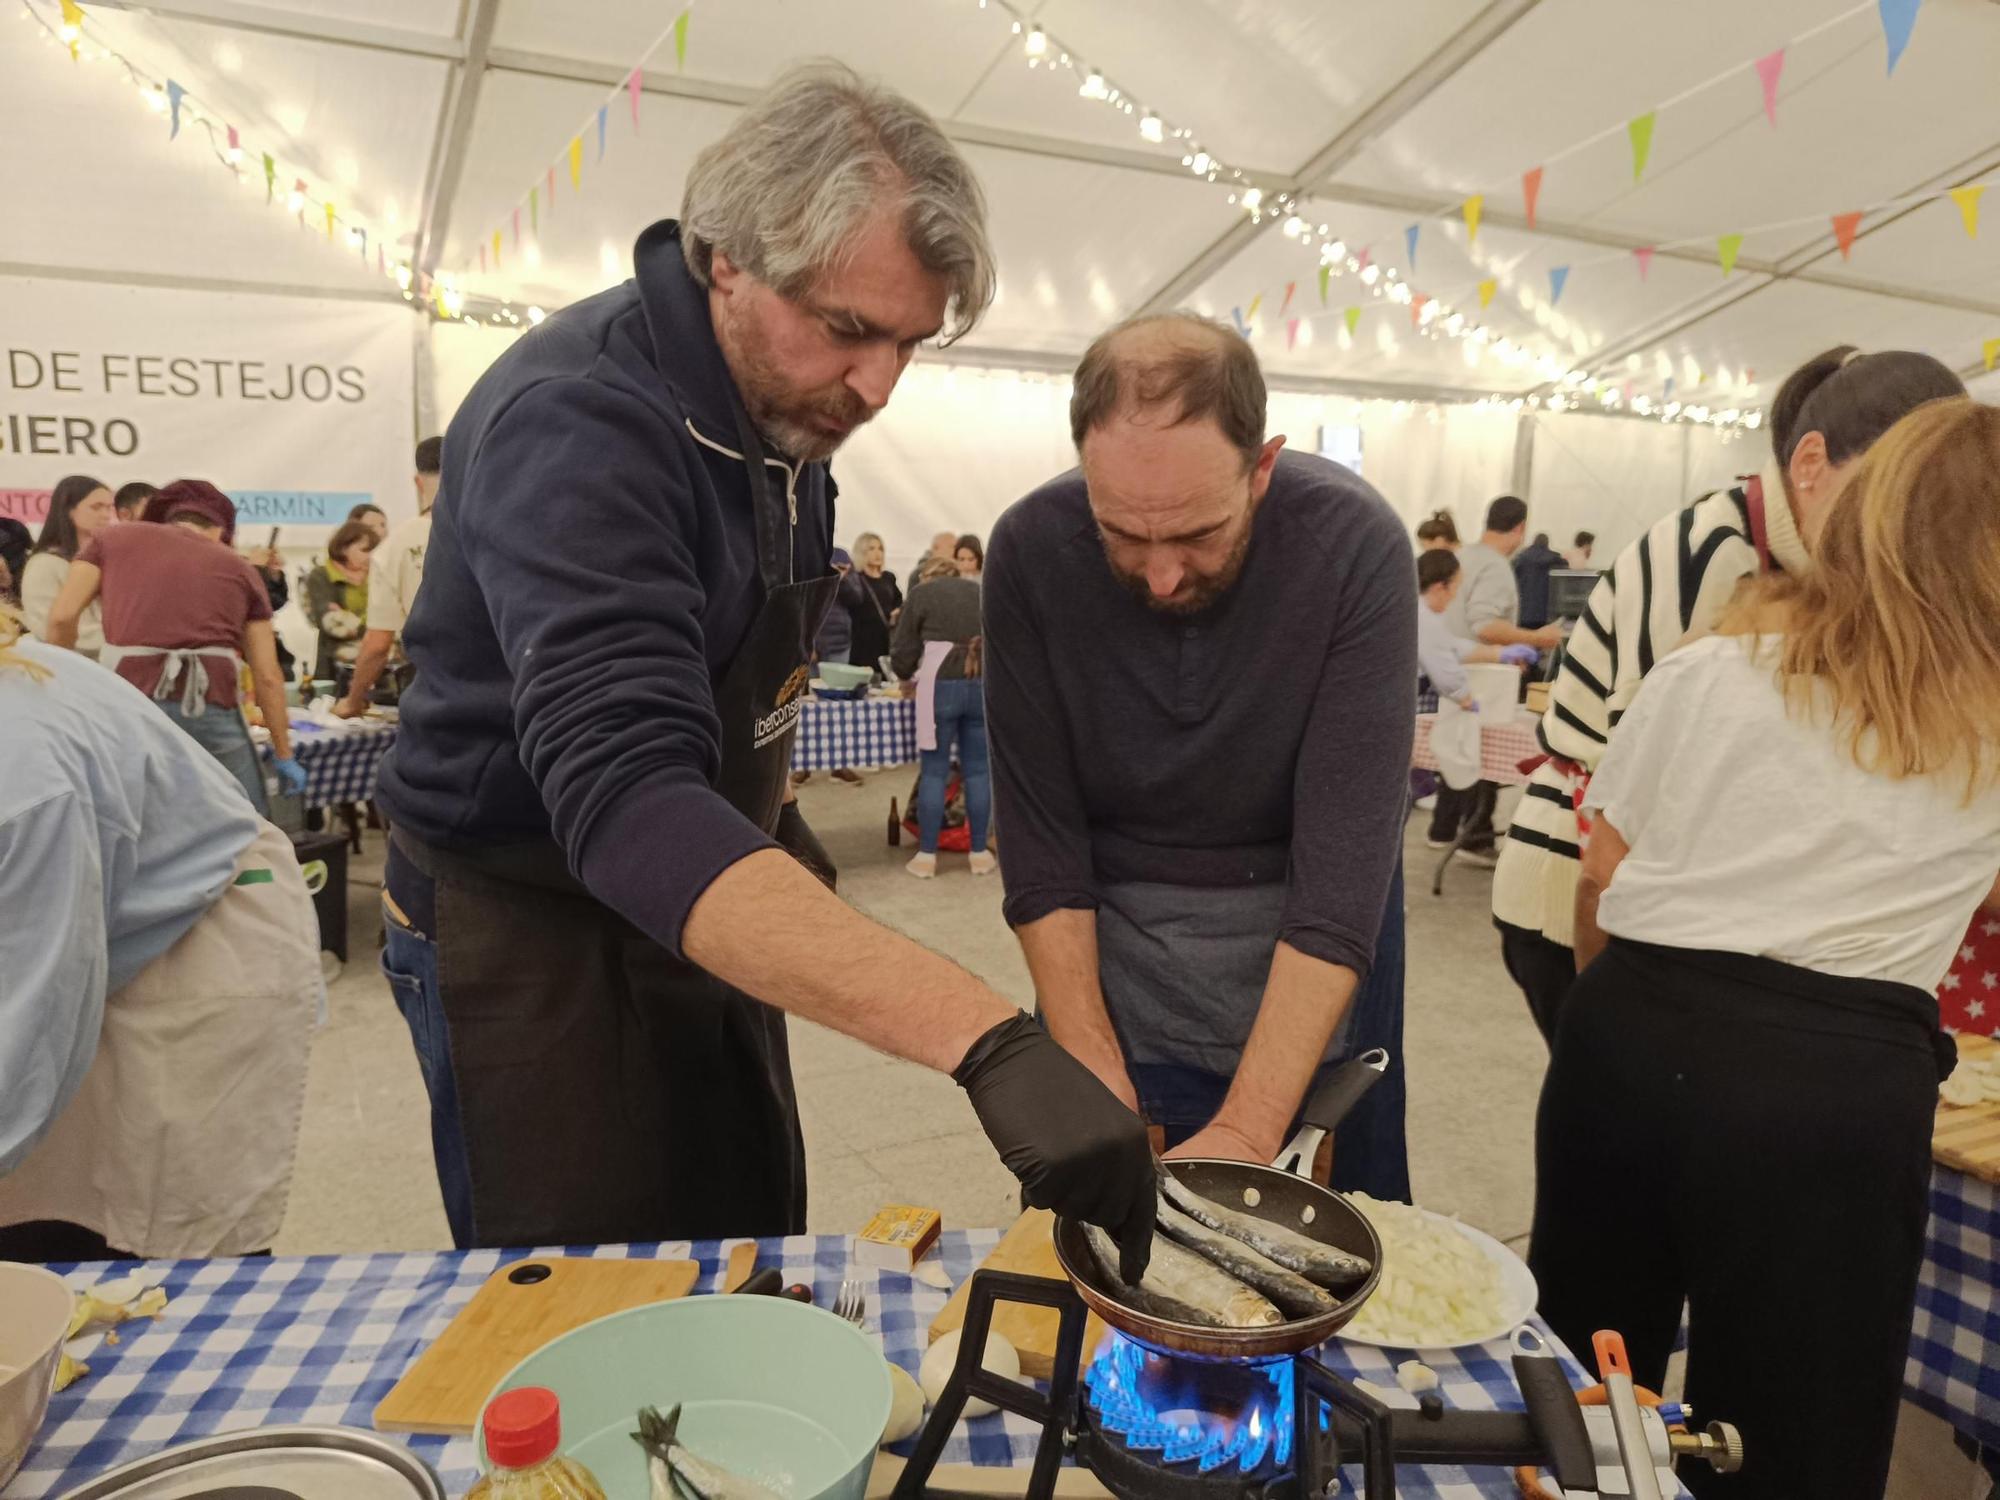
[903,769,973,854]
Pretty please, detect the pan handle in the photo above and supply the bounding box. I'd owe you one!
[1270,1049,1390,1179]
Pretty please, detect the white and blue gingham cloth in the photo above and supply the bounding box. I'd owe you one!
[792,695,917,772]
[256,717,396,811]
[19,1231,1643,1499]
[1905,1167,2000,1456]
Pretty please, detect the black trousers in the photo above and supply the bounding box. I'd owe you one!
[1497,919,1577,1044]
[1428,780,1497,848]
[1529,939,1950,1500]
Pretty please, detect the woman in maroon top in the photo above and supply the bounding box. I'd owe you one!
[45,480,304,812]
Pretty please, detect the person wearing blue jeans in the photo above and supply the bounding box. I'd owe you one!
[892,566,994,878]
[916,676,992,867]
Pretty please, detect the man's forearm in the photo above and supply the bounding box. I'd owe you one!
[1013,907,1138,1107]
[685,847,1017,1074]
[44,615,78,650]
[1573,875,1610,971]
[344,630,394,703]
[1475,619,1539,647]
[1211,942,1358,1158]
[252,669,292,760]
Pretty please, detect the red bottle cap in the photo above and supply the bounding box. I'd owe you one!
[485,1386,562,1469]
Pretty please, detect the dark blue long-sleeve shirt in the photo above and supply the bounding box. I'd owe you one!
[376,221,834,956]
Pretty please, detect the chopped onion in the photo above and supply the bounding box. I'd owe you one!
[1342,1193,1504,1347]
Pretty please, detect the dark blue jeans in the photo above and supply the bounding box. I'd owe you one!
[155,699,270,815]
[918,677,990,855]
[380,906,476,1247]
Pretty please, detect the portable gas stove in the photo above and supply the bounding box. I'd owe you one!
[892,1270,1743,1500]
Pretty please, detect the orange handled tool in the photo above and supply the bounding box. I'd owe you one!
[1593,1331,1663,1500]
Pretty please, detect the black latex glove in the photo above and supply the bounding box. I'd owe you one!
[953,1012,1155,1282]
[775,801,837,891]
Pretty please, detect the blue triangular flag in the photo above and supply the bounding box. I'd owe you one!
[356,227,367,260]
[1404,223,1419,269]
[1230,306,1248,337]
[1663,376,1675,399]
[1549,265,1570,305]
[1879,0,1921,73]
[167,79,186,139]
[596,103,608,161]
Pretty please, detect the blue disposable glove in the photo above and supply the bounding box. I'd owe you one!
[1500,644,1541,666]
[273,756,309,797]
[1456,696,1481,713]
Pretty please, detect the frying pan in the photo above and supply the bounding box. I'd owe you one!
[1053,1050,1389,1361]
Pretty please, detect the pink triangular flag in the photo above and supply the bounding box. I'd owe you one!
[1754,48,1785,127]
[1286,317,1300,351]
[1831,211,1863,258]
[1633,246,1655,280]
[1357,247,1372,271]
[1522,166,1544,230]
[547,165,556,203]
[627,67,642,129]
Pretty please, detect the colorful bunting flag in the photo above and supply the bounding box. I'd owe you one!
[1286,318,1300,351]
[1247,293,1263,325]
[1717,233,1743,275]
[1357,247,1371,272]
[61,0,83,49]
[1477,279,1496,309]
[1522,166,1543,230]
[1404,223,1419,268]
[627,68,643,128]
[262,152,276,203]
[530,186,539,233]
[166,79,185,140]
[1409,292,1430,330]
[1633,246,1655,280]
[674,8,690,69]
[377,244,385,275]
[1462,194,1483,245]
[1229,306,1248,337]
[1548,265,1569,305]
[1627,112,1655,180]
[1754,48,1786,126]
[490,229,500,269]
[1950,184,1983,239]
[355,227,366,260]
[597,104,608,161]
[293,178,307,222]
[1985,336,2000,372]
[226,124,239,162]
[1831,210,1863,258]
[1281,280,1296,314]
[1317,264,1331,305]
[568,136,583,190]
[1879,0,1921,74]
[547,165,556,206]
[1344,306,1362,337]
[1664,376,1675,400]
[324,200,335,239]
[512,206,521,248]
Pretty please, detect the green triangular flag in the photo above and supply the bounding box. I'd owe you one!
[1717,232,1744,275]
[674,9,689,69]
[262,152,276,204]
[1628,112,1656,181]
[1317,264,1331,305]
[1344,306,1362,337]
[530,185,539,233]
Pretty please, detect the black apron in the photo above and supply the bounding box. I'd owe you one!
[398,398,838,1248]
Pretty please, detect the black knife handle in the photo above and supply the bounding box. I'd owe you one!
[1514,1352,1597,1492]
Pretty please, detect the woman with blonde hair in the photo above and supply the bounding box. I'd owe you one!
[839,530,903,676]
[1530,396,2000,1500]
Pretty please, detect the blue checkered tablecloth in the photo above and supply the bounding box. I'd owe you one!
[254,715,397,811]
[1906,1166,2000,1456]
[16,1232,1624,1499]
[793,693,918,772]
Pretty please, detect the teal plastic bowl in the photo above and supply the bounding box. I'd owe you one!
[816,662,874,692]
[478,1295,891,1500]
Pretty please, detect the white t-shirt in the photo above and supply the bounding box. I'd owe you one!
[1586,633,2000,991]
[365,511,432,634]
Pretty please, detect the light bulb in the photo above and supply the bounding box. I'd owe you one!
[144,84,167,112]
[347,226,364,248]
[1138,112,1163,143]
[227,145,243,165]
[59,20,79,42]
[1023,26,1046,58]
[1239,187,1262,214]
[1360,265,1379,285]
[1079,71,1108,100]
[1191,151,1211,175]
[394,263,412,290]
[528,306,545,325]
[286,188,305,213]
[1282,215,1304,238]
[1325,239,1346,260]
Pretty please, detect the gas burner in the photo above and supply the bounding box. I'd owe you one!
[1082,1333,1296,1477]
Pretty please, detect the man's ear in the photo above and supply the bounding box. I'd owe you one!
[1249,434,1287,501]
[710,248,745,297]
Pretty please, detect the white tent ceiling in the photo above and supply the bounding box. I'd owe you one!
[9,0,2000,410]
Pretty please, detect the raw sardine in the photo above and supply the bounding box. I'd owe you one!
[633,1404,782,1500]
[1154,1194,1341,1317]
[1081,1223,1283,1328]
[1160,1172,1372,1293]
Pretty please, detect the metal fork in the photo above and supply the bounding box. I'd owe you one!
[832,1278,867,1327]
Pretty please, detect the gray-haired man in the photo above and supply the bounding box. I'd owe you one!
[377,63,1155,1268]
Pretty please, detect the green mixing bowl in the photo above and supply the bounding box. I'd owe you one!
[816,662,874,692]
[478,1294,891,1500]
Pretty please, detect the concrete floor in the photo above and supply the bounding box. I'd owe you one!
[275,774,1981,1497]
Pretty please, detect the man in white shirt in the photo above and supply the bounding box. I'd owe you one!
[0,617,322,1259]
[335,436,440,719]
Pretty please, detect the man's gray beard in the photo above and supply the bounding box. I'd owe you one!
[1106,521,1254,616]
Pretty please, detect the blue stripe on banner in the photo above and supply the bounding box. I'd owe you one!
[227,490,375,525]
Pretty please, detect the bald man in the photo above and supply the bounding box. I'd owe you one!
[984,314,1417,1197]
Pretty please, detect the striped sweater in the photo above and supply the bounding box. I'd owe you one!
[1491,466,1812,946]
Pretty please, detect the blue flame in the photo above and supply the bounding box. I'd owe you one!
[1082,1333,1294,1474]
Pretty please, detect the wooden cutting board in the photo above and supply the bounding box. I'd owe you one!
[374,1255,699,1435]
[927,1210,1107,1380]
[1935,1032,2000,1185]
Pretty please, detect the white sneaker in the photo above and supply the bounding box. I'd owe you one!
[968,850,998,877]
[906,853,938,879]
[1413,793,1437,811]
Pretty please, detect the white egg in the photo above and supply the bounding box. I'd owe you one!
[882,1361,926,1444]
[918,1327,1021,1420]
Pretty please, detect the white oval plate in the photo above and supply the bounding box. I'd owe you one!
[1337,1209,1539,1351]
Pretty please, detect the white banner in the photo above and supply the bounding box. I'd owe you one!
[0,277,417,537]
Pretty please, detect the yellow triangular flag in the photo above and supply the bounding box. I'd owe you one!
[324,201,336,239]
[1951,184,1984,239]
[1985,337,2000,372]
[1462,194,1484,245]
[492,229,501,268]
[434,284,449,319]
[1717,233,1743,276]
[1477,278,1497,309]
[674,8,690,69]
[61,0,82,58]
[568,136,583,190]
[1246,293,1262,325]
[1344,306,1361,337]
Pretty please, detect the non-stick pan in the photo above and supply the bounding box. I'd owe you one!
[1052,1050,1389,1361]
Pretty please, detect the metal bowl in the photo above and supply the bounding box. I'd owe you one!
[1054,1161,1383,1361]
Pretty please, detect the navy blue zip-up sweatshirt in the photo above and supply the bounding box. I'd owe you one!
[376,221,835,956]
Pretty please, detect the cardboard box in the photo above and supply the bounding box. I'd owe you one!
[855,1205,942,1271]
